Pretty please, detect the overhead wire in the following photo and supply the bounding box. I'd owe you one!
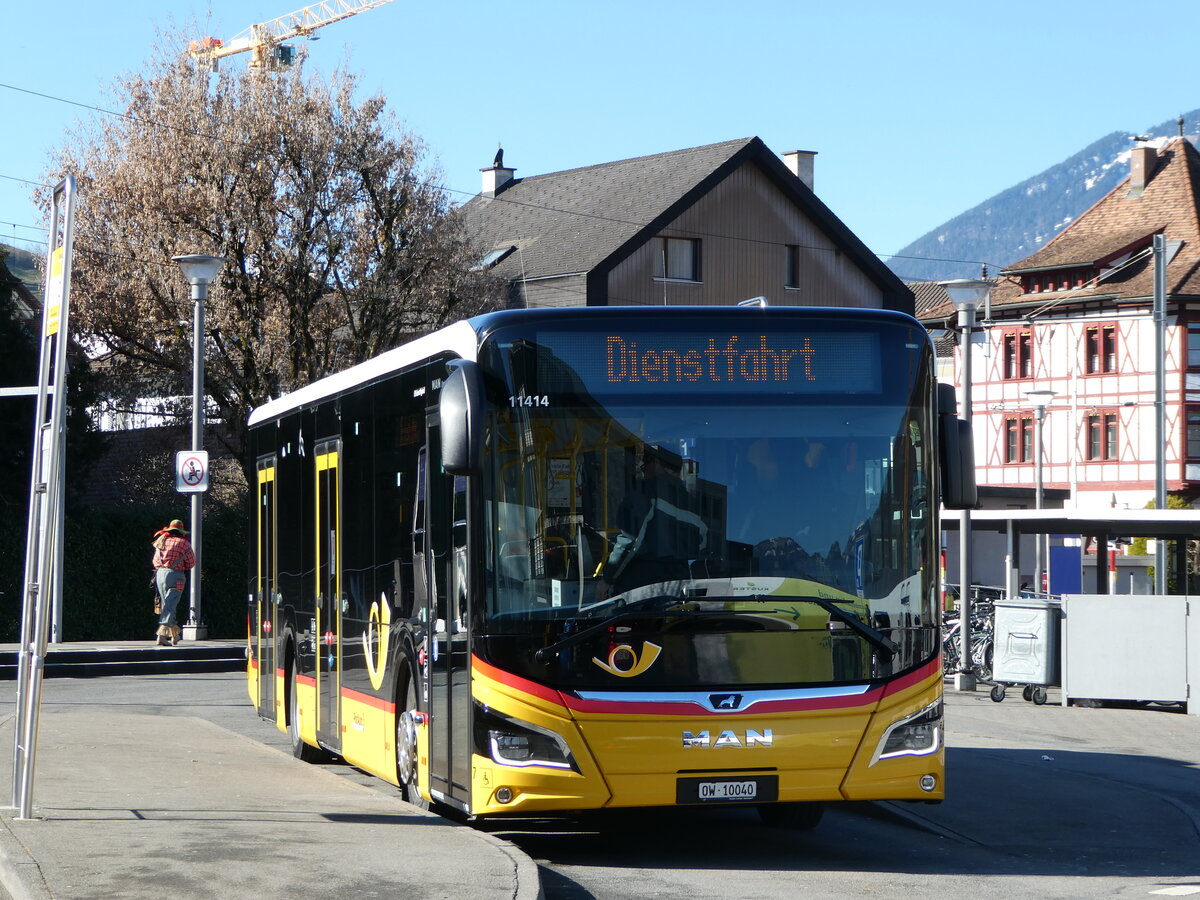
[0,78,1003,279]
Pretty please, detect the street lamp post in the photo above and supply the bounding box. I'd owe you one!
[172,254,225,641]
[940,278,990,692]
[1026,389,1057,596]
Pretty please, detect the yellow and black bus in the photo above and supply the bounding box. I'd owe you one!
[246,305,974,827]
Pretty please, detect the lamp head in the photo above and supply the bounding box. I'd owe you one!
[1025,389,1057,412]
[172,254,225,286]
[937,278,991,313]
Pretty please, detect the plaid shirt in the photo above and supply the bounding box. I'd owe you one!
[153,534,195,571]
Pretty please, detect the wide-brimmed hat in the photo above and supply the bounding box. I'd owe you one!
[166,519,189,535]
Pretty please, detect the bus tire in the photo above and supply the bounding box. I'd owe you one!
[757,802,824,830]
[396,665,430,811]
[288,651,326,763]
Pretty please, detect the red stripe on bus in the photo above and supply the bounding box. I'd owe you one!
[880,658,941,698]
[341,686,395,712]
[472,655,566,707]
[296,673,316,688]
[560,688,884,717]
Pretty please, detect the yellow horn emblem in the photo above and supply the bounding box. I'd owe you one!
[592,641,662,677]
[364,595,391,690]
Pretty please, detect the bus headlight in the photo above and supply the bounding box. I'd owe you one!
[474,705,578,772]
[870,699,942,765]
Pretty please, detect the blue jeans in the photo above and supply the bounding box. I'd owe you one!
[155,568,187,628]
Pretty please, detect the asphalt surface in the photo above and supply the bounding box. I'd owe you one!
[0,645,1198,898]
[0,644,541,900]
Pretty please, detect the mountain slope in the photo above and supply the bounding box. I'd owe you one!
[0,242,43,301]
[887,109,1199,282]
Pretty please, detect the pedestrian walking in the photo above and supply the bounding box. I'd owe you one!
[151,518,195,646]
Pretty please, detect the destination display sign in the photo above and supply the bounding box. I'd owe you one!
[536,330,883,395]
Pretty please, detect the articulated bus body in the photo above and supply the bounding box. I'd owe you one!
[246,307,969,823]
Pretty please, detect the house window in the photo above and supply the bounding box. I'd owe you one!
[1188,408,1200,458]
[1086,411,1118,461]
[653,237,701,282]
[1085,324,1117,374]
[1188,324,1200,368]
[1003,329,1033,379]
[1004,416,1034,463]
[785,245,800,289]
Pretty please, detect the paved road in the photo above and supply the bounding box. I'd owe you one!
[0,672,540,899]
[4,671,1199,899]
[491,686,1200,899]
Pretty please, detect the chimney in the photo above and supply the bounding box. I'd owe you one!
[782,150,817,190]
[1128,145,1157,196]
[481,147,516,197]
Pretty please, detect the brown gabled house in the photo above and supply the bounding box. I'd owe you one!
[459,137,913,314]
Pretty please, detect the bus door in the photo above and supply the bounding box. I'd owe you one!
[255,458,278,719]
[418,415,471,808]
[315,440,342,750]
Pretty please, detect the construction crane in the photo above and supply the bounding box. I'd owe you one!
[189,0,396,70]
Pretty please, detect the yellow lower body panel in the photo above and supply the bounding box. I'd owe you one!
[470,754,612,816]
[468,661,944,815]
[340,692,398,786]
[841,671,944,802]
[274,668,286,730]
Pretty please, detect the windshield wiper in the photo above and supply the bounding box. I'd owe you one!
[781,596,900,658]
[532,592,900,663]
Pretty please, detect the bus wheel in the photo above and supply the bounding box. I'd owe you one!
[757,802,824,830]
[288,654,325,763]
[396,668,430,811]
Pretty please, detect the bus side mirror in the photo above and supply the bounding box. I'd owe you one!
[441,360,484,476]
[937,383,977,510]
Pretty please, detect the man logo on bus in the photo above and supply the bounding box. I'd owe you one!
[363,595,391,691]
[592,641,662,677]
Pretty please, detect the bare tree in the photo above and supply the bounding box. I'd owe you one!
[44,41,504,484]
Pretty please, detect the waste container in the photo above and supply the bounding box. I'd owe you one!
[989,596,1061,705]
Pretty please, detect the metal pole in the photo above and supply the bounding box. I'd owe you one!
[1033,407,1045,594]
[188,281,205,637]
[956,304,976,692]
[1153,234,1167,594]
[13,177,76,818]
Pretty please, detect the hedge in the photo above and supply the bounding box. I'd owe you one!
[0,501,248,642]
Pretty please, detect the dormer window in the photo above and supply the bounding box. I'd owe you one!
[1021,268,1095,294]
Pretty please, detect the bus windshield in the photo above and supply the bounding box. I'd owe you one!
[476,315,938,689]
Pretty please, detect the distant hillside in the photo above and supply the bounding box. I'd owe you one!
[886,109,1200,282]
[0,242,43,301]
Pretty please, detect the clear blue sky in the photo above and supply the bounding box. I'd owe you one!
[4,0,1200,281]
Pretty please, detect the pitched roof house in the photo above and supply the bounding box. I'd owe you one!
[918,136,1200,514]
[459,137,913,313]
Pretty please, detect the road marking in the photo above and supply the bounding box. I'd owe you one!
[1150,887,1200,896]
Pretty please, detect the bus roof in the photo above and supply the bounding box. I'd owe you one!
[246,319,481,427]
[245,305,925,427]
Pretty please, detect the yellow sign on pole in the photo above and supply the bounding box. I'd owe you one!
[45,246,64,336]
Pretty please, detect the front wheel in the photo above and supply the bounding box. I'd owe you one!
[758,802,824,830]
[1031,686,1048,706]
[396,665,430,811]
